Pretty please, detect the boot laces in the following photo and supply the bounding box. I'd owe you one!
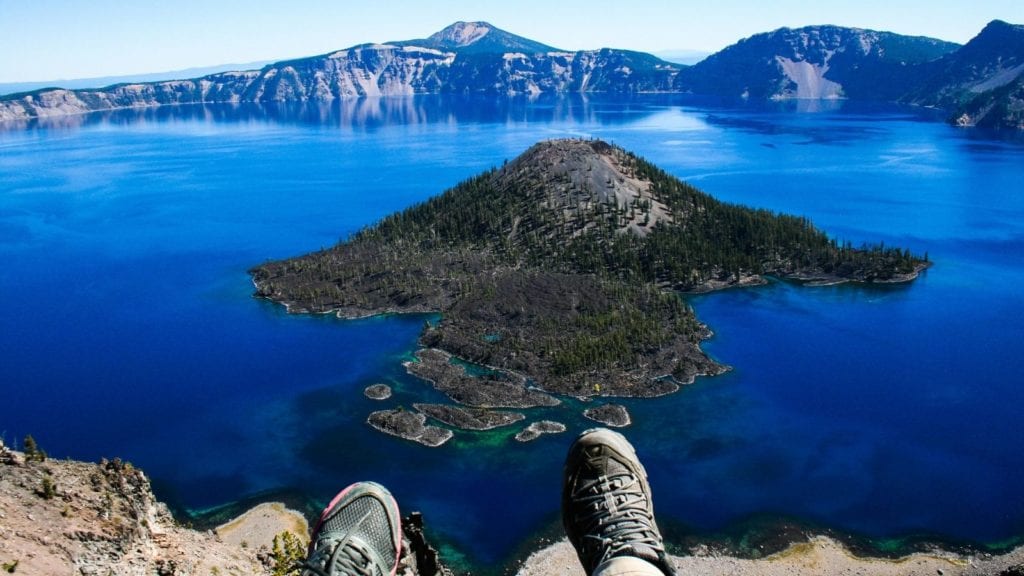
[572,470,662,566]
[300,535,377,576]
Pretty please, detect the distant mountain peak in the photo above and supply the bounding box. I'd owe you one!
[980,19,1020,32]
[429,21,494,47]
[410,21,562,54]
[970,19,1024,44]
[954,18,1024,59]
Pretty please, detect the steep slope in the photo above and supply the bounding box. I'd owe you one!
[904,20,1024,129]
[251,139,926,399]
[0,22,680,121]
[0,441,272,575]
[0,439,447,576]
[0,70,261,120]
[675,25,958,100]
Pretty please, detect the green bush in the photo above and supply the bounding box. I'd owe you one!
[270,531,307,576]
[22,435,46,462]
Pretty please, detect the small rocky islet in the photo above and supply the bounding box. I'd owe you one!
[515,421,568,443]
[405,348,560,409]
[413,403,526,431]
[582,404,632,428]
[253,139,928,446]
[364,383,393,400]
[367,409,454,448]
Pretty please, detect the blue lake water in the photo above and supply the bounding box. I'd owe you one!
[2,96,1023,569]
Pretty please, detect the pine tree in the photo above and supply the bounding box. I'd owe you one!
[23,434,46,462]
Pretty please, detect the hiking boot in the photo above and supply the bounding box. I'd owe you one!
[301,482,402,576]
[562,428,675,576]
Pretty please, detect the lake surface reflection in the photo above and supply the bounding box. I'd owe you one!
[2,95,1022,570]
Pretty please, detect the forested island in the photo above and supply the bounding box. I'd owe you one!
[251,139,927,436]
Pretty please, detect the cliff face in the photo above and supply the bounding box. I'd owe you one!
[0,440,270,575]
[903,20,1024,129]
[0,439,445,576]
[0,22,680,122]
[675,20,1024,129]
[0,71,260,121]
[674,25,959,100]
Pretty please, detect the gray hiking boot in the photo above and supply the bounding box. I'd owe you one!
[301,482,402,576]
[562,428,676,576]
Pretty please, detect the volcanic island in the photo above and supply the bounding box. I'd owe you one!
[251,139,927,445]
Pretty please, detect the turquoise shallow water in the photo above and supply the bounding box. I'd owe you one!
[1,96,1023,569]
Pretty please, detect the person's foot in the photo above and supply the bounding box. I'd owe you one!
[562,428,675,576]
[301,482,402,576]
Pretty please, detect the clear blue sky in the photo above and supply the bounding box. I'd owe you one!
[2,0,1022,83]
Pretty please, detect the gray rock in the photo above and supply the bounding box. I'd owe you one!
[582,404,632,428]
[367,409,453,447]
[414,403,525,430]
[514,421,567,442]
[406,348,559,409]
[364,383,393,400]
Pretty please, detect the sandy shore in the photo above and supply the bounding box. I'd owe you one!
[215,502,310,549]
[515,537,1024,576]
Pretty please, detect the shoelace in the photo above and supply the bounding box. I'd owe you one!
[571,470,662,566]
[299,536,377,576]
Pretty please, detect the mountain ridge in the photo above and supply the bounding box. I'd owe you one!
[1,20,1022,129]
[903,19,1024,128]
[674,24,960,100]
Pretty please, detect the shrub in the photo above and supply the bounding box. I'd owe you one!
[270,531,306,576]
[22,435,46,462]
[38,475,57,500]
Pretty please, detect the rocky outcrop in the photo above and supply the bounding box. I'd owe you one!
[0,443,269,575]
[413,403,526,430]
[365,383,394,400]
[516,536,1024,576]
[514,421,567,442]
[368,408,455,447]
[582,404,632,428]
[0,441,451,575]
[405,348,561,409]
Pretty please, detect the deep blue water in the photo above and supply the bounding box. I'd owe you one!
[2,96,1023,569]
